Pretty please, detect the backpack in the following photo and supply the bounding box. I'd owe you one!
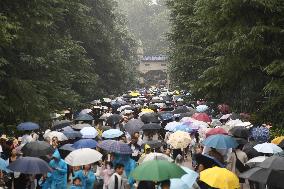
[234,151,250,173]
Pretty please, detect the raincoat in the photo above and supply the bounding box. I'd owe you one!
[74,170,96,189]
[49,149,67,189]
[70,185,84,189]
[38,173,52,189]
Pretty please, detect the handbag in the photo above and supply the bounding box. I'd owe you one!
[234,151,249,173]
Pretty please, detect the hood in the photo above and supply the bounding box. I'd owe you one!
[52,149,61,159]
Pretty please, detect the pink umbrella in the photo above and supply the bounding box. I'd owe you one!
[205,128,228,138]
[192,113,212,123]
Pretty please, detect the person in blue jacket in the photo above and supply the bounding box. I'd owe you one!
[70,177,84,189]
[38,173,52,189]
[74,164,96,189]
[49,149,67,189]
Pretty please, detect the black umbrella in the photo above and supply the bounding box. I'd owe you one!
[21,141,54,157]
[243,141,262,159]
[172,106,189,114]
[259,156,284,170]
[229,127,249,139]
[141,123,162,130]
[75,114,94,121]
[195,154,224,168]
[52,120,72,130]
[140,113,159,124]
[124,119,143,135]
[106,114,122,127]
[141,140,165,149]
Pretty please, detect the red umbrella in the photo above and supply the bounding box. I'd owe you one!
[206,128,228,138]
[192,113,212,123]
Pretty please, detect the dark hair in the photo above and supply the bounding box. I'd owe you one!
[115,163,124,170]
[160,180,170,187]
[73,177,81,183]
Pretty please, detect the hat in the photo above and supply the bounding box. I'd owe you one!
[0,135,8,141]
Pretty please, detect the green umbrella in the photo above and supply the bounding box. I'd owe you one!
[130,160,186,182]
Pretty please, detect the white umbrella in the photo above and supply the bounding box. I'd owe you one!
[72,123,92,130]
[225,119,243,127]
[140,153,173,163]
[99,113,112,120]
[253,143,283,154]
[65,148,102,166]
[80,127,98,138]
[246,156,268,166]
[62,126,74,132]
[165,121,180,131]
[79,109,92,116]
[43,131,68,141]
[220,114,232,120]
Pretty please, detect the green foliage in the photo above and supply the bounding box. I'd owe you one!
[0,0,138,125]
[167,0,284,125]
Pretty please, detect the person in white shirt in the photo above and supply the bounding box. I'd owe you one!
[108,163,125,189]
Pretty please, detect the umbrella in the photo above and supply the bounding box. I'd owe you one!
[59,144,75,151]
[140,113,159,123]
[179,111,196,118]
[72,139,98,149]
[196,105,208,112]
[279,140,284,149]
[229,126,249,139]
[158,112,174,121]
[97,140,132,154]
[195,154,224,168]
[72,123,92,130]
[246,156,268,167]
[170,179,190,189]
[179,166,199,188]
[106,114,122,127]
[202,134,238,149]
[75,114,94,121]
[99,113,112,120]
[141,140,165,149]
[130,160,186,181]
[62,131,82,139]
[253,143,283,154]
[219,114,232,120]
[205,128,228,138]
[102,129,123,139]
[52,120,72,130]
[124,119,144,135]
[173,124,192,133]
[8,157,52,174]
[141,153,173,163]
[243,141,262,159]
[200,167,239,189]
[165,121,180,131]
[172,106,189,114]
[0,158,10,173]
[17,122,39,131]
[141,123,162,130]
[65,148,102,166]
[79,109,92,115]
[272,136,284,145]
[259,156,284,170]
[80,127,98,138]
[43,131,68,141]
[62,126,74,132]
[141,108,154,113]
[192,113,211,123]
[21,141,54,157]
[251,126,270,143]
[168,131,191,149]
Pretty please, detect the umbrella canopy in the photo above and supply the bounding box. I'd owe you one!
[141,153,173,163]
[259,156,284,170]
[169,179,189,189]
[8,157,52,174]
[243,141,262,159]
[165,121,180,131]
[65,148,102,166]
[80,127,98,138]
[123,119,144,135]
[79,109,92,116]
[43,131,68,141]
[195,154,224,168]
[141,123,162,131]
[229,126,249,139]
[59,143,75,151]
[251,126,270,143]
[17,122,39,131]
[253,143,283,154]
[172,106,189,114]
[179,166,199,188]
[196,105,209,112]
[106,114,122,127]
[141,140,165,149]
[205,128,228,138]
[158,112,174,121]
[97,140,132,154]
[192,113,211,123]
[246,156,268,167]
[72,123,92,130]
[173,124,192,133]
[202,134,238,149]
[0,158,10,172]
[72,139,98,149]
[21,141,54,157]
[140,113,159,123]
[52,120,72,130]
[75,114,94,121]
[200,167,239,189]
[130,160,186,182]
[102,129,123,139]
[272,136,284,145]
[168,131,191,149]
[62,130,82,139]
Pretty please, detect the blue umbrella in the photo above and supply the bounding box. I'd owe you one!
[0,158,10,172]
[102,129,123,139]
[59,143,75,151]
[17,122,39,131]
[7,157,52,174]
[173,124,193,133]
[71,139,98,149]
[75,114,94,121]
[97,140,132,154]
[196,105,209,112]
[251,126,270,143]
[180,166,199,188]
[62,131,82,139]
[159,112,174,121]
[202,134,238,149]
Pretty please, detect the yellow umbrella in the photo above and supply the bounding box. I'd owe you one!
[200,167,239,189]
[271,136,284,145]
[167,131,191,149]
[129,91,140,97]
[141,108,154,113]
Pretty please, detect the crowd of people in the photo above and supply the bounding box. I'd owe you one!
[0,87,283,189]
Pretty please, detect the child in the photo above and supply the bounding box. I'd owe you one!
[99,161,114,189]
[70,177,84,189]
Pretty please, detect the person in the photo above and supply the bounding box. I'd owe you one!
[49,150,67,189]
[160,180,170,189]
[38,173,52,189]
[75,164,96,189]
[99,161,114,189]
[70,177,84,189]
[108,163,125,189]
[129,134,141,161]
[208,148,224,164]
[7,149,19,189]
[51,136,59,149]
[137,181,155,189]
